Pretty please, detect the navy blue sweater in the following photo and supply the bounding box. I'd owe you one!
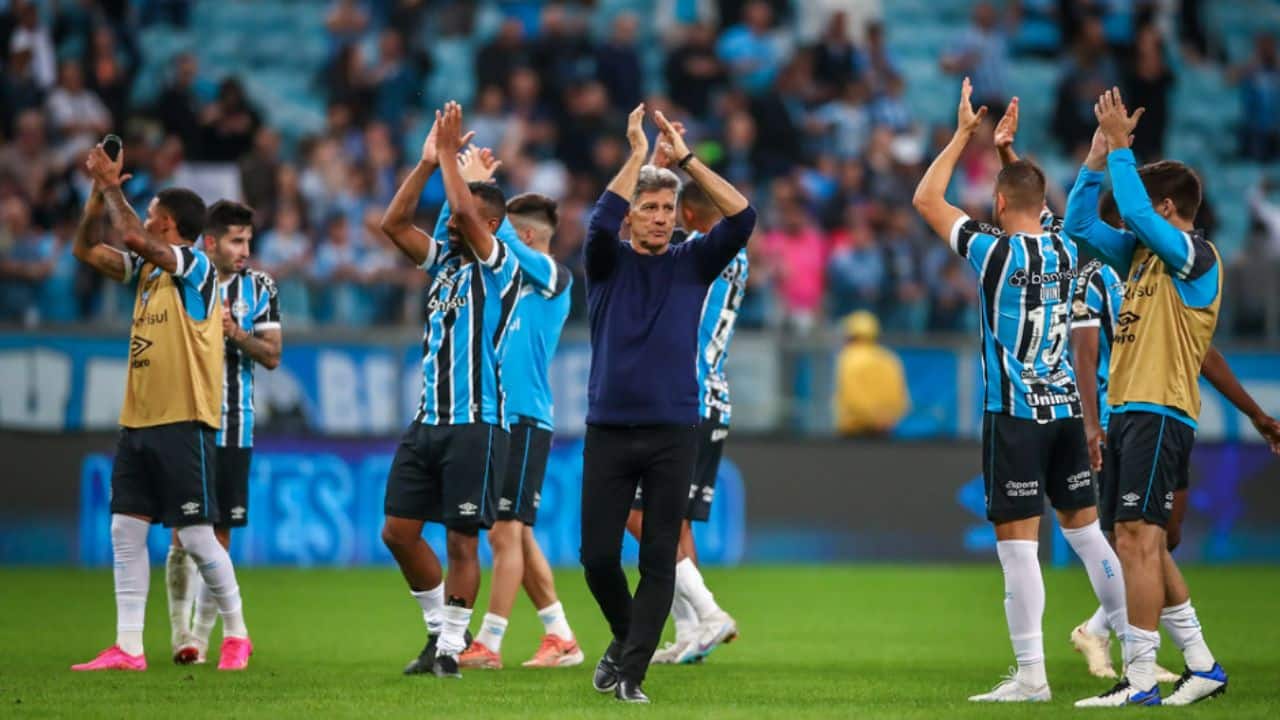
[584,190,757,425]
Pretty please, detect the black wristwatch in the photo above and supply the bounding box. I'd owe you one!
[677,151,696,169]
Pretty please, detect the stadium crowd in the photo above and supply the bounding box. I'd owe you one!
[1,0,1278,337]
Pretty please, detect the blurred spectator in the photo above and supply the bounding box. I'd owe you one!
[85,26,134,129]
[664,22,725,118]
[2,42,44,138]
[476,17,529,93]
[715,109,757,187]
[1229,34,1280,162]
[0,110,58,203]
[311,212,372,325]
[325,0,370,52]
[197,78,262,163]
[811,11,858,100]
[155,53,205,152]
[1249,178,1280,260]
[826,205,884,318]
[878,208,928,333]
[832,311,909,437]
[45,60,111,164]
[0,195,60,325]
[324,44,375,122]
[1052,14,1118,156]
[240,128,282,221]
[809,81,871,160]
[9,1,56,90]
[595,13,644,112]
[928,251,976,331]
[716,0,791,95]
[763,181,826,332]
[856,21,899,95]
[531,4,594,107]
[870,74,914,135]
[1122,24,1173,161]
[655,0,719,39]
[371,30,419,128]
[737,230,775,328]
[940,1,1010,113]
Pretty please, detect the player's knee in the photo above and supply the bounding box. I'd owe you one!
[380,522,415,552]
[487,522,521,553]
[446,529,479,563]
[1114,522,1160,559]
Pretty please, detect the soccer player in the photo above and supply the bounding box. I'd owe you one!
[913,79,1126,703]
[71,143,252,671]
[167,200,281,665]
[377,103,521,679]
[582,105,755,704]
[441,145,583,670]
[1063,92,1280,705]
[625,131,744,665]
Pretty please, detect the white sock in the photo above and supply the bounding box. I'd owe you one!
[437,605,472,656]
[165,545,197,644]
[1124,626,1160,690]
[536,601,574,641]
[1161,600,1215,672]
[411,583,445,635]
[1085,604,1111,639]
[1062,521,1128,643]
[475,612,509,653]
[111,514,150,656]
[176,525,248,638]
[191,577,218,647]
[996,540,1047,688]
[675,558,722,619]
[671,592,699,643]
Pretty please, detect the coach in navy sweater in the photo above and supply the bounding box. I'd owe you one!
[581,105,755,704]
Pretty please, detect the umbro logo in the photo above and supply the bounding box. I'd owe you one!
[181,501,201,516]
[533,492,541,510]
[230,506,246,521]
[130,336,154,358]
[1122,492,1141,507]
[701,486,715,503]
[498,498,513,512]
[458,502,478,516]
[1117,311,1141,327]
[711,429,729,443]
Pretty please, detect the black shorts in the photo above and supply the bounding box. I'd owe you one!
[498,421,552,526]
[1103,411,1195,529]
[214,446,252,527]
[982,413,1094,523]
[384,422,508,530]
[110,421,219,528]
[631,419,728,521]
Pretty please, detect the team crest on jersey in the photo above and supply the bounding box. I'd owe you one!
[232,298,250,319]
[1073,298,1089,317]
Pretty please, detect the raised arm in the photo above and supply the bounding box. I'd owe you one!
[1063,131,1138,271]
[586,105,649,281]
[993,96,1020,167]
[380,118,442,266]
[913,77,987,242]
[608,104,649,202]
[1200,346,1280,454]
[84,144,180,274]
[654,110,748,217]
[71,179,133,282]
[434,102,494,262]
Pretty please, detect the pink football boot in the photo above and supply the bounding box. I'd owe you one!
[71,645,147,671]
[217,637,253,670]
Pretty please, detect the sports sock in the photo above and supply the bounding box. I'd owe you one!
[1124,626,1160,690]
[675,558,722,619]
[536,601,574,641]
[475,612,509,653]
[996,540,1047,688]
[111,514,150,656]
[1085,604,1111,639]
[191,578,219,646]
[1160,600,1215,672]
[411,583,445,635]
[1062,521,1128,643]
[437,605,472,656]
[671,592,699,644]
[176,525,248,639]
[165,545,197,644]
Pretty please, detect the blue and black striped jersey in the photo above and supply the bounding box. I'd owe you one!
[1071,259,1125,430]
[414,227,522,428]
[696,234,749,425]
[950,215,1082,421]
[217,269,280,448]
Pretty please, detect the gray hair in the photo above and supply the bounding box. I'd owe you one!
[632,165,681,203]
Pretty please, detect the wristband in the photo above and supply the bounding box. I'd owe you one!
[677,152,696,169]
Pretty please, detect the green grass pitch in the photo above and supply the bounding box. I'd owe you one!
[2,565,1278,718]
